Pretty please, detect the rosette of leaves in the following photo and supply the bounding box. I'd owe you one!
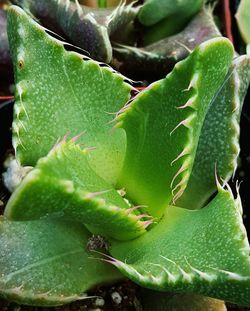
[1,5,250,308]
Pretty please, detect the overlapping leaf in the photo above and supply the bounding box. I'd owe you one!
[179,55,250,209]
[8,5,132,185]
[5,140,149,240]
[138,0,203,44]
[0,217,121,306]
[11,0,139,62]
[110,187,250,306]
[116,38,233,216]
[113,8,221,81]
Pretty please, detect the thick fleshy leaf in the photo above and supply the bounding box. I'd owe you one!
[110,187,250,306]
[138,0,203,28]
[235,0,250,44]
[5,140,149,240]
[112,8,221,81]
[179,55,250,209]
[116,38,234,217]
[12,0,139,62]
[0,218,121,306]
[8,5,132,185]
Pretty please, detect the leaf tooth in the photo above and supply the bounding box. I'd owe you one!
[84,190,111,199]
[126,205,147,214]
[90,250,122,267]
[16,82,29,120]
[143,219,154,229]
[148,263,178,283]
[70,132,85,143]
[183,257,217,282]
[169,114,195,136]
[171,174,189,195]
[58,179,75,194]
[171,147,190,166]
[208,267,250,281]
[160,255,192,281]
[74,0,83,17]
[172,187,185,204]
[135,214,154,220]
[171,175,188,204]
[170,162,189,189]
[65,0,71,12]
[176,95,197,110]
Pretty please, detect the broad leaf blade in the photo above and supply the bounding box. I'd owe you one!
[0,218,121,306]
[110,188,250,306]
[179,55,250,209]
[116,38,234,216]
[5,141,148,240]
[8,5,132,184]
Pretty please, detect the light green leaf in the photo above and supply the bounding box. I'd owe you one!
[179,55,250,209]
[8,5,132,185]
[116,38,234,217]
[235,0,250,44]
[110,187,250,306]
[5,140,149,240]
[0,217,121,306]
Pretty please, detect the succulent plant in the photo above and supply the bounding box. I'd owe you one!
[1,5,250,308]
[11,0,139,62]
[138,0,203,45]
[113,7,222,80]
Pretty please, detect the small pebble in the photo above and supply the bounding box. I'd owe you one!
[95,297,105,307]
[111,291,122,304]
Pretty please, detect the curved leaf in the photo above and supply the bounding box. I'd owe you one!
[110,187,250,306]
[112,8,221,81]
[0,218,121,306]
[138,0,203,28]
[236,0,250,44]
[8,5,132,184]
[12,0,139,62]
[5,140,149,240]
[179,55,250,209]
[116,38,233,216]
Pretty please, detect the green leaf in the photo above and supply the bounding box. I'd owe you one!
[0,217,121,306]
[113,8,221,81]
[116,38,233,217]
[138,0,203,30]
[179,55,250,209]
[110,187,250,306]
[12,0,139,62]
[5,140,149,240]
[8,5,132,185]
[236,0,250,44]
